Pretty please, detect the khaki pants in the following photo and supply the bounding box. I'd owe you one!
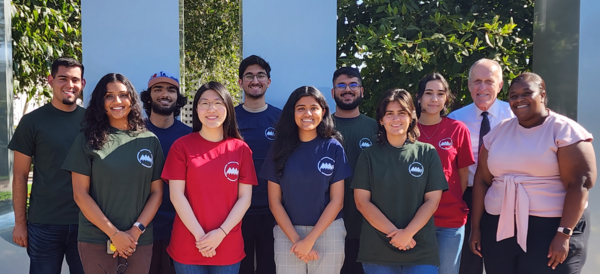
[274,218,346,274]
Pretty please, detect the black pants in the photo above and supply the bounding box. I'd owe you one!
[341,238,364,274]
[239,213,276,274]
[480,209,590,274]
[459,187,484,274]
[149,239,176,274]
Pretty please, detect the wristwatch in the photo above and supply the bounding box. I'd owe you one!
[133,222,146,234]
[557,227,573,236]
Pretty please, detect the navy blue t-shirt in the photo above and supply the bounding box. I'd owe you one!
[146,119,192,240]
[235,104,281,215]
[260,137,352,226]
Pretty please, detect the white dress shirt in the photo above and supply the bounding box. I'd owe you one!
[447,99,515,186]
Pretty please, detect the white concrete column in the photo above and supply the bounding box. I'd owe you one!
[577,0,600,271]
[81,0,180,104]
[242,0,337,109]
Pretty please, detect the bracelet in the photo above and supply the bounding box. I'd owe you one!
[109,230,119,240]
[219,227,228,236]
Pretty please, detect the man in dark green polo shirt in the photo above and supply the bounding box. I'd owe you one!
[8,57,86,274]
[330,67,378,274]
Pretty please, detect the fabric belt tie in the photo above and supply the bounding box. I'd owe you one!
[496,175,530,252]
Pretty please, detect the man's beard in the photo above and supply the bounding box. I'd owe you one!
[244,89,266,99]
[334,94,363,111]
[151,100,177,116]
[62,98,76,105]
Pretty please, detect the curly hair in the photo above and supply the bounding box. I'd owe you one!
[83,73,146,150]
[271,86,341,178]
[376,89,420,145]
[140,86,187,117]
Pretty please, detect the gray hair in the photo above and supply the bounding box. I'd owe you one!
[468,58,503,82]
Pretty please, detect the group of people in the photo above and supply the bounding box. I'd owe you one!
[9,55,594,274]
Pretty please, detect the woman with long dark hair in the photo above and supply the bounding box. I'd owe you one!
[353,89,447,274]
[63,73,164,273]
[260,86,352,274]
[416,73,475,274]
[470,72,594,274]
[161,81,257,274]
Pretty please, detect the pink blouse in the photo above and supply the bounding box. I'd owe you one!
[482,110,593,252]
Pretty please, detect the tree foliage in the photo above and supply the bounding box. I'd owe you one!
[337,0,534,116]
[184,0,241,101]
[12,0,81,113]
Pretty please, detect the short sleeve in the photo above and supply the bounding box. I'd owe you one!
[152,137,165,182]
[425,148,449,193]
[456,122,475,169]
[8,115,35,156]
[330,141,352,184]
[62,133,92,175]
[554,116,594,148]
[161,139,188,182]
[238,144,258,186]
[258,148,279,184]
[350,150,371,191]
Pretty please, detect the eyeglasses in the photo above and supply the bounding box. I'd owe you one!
[335,83,361,92]
[98,258,128,274]
[198,100,225,110]
[243,73,269,82]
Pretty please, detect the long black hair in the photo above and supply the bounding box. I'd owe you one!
[272,86,341,178]
[376,89,420,145]
[191,81,242,140]
[415,73,454,118]
[83,73,146,150]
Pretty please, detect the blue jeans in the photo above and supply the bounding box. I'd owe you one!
[27,222,84,274]
[436,225,465,274]
[363,263,438,274]
[173,260,241,274]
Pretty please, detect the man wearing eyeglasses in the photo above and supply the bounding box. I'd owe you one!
[331,67,378,274]
[235,55,281,274]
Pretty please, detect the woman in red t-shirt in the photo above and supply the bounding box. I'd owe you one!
[415,73,475,274]
[161,81,258,274]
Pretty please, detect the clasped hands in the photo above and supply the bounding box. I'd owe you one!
[111,228,141,259]
[387,228,416,251]
[195,228,227,258]
[291,238,319,263]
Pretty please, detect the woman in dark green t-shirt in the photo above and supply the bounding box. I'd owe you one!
[352,89,448,274]
[63,73,164,274]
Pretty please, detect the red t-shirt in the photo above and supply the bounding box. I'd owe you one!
[161,133,258,265]
[418,117,475,228]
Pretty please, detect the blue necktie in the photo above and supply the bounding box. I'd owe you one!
[479,111,490,151]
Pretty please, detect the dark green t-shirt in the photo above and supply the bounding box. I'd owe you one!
[62,129,164,245]
[351,141,448,266]
[8,104,85,225]
[332,114,378,240]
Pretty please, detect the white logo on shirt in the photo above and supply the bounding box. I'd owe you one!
[137,149,153,168]
[224,161,240,181]
[408,162,424,177]
[438,138,453,150]
[265,127,276,140]
[359,138,373,150]
[317,157,335,176]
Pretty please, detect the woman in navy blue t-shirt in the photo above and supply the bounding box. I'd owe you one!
[260,86,352,274]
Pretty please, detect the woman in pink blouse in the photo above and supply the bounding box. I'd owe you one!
[469,72,595,274]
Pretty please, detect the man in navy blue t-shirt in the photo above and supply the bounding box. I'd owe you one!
[141,71,192,274]
[235,55,281,274]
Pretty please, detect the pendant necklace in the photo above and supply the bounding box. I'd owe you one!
[419,117,443,140]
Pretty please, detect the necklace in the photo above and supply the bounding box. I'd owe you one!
[418,118,443,140]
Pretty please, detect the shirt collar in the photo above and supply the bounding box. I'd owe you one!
[474,99,503,119]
